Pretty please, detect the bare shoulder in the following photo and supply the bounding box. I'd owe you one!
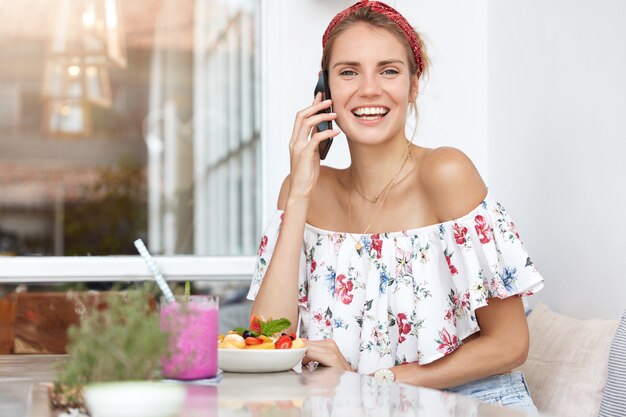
[419,146,488,221]
[276,175,291,210]
[276,166,345,212]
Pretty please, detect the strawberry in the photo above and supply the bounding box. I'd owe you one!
[249,315,263,334]
[275,335,292,349]
[245,337,263,346]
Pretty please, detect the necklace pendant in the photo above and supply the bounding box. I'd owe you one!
[355,240,363,252]
[370,196,378,204]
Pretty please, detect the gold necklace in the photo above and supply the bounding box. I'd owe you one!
[353,141,412,204]
[348,171,393,251]
[347,148,410,251]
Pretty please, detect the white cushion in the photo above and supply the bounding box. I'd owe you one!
[519,303,619,417]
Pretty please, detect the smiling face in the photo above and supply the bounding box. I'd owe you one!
[327,23,418,146]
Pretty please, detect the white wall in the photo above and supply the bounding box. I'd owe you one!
[488,0,626,319]
[263,0,625,320]
[262,0,488,218]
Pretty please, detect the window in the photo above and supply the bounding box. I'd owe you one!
[0,0,261,259]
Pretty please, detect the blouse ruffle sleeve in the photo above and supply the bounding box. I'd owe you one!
[246,211,308,308]
[393,196,545,366]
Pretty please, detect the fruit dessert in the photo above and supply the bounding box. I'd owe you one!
[218,315,306,350]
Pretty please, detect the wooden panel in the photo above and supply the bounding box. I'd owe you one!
[13,293,85,354]
[12,292,157,354]
[0,296,16,354]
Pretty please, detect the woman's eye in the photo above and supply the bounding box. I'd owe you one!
[382,69,399,75]
[339,70,357,76]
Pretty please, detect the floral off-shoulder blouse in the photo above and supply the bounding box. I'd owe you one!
[247,192,544,375]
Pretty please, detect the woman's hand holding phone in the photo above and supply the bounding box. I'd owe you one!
[287,92,339,201]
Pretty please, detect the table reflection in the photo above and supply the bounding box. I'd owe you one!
[214,367,526,417]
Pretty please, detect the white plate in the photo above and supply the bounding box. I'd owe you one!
[218,347,307,373]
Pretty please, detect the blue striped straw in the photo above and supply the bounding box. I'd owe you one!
[134,239,176,304]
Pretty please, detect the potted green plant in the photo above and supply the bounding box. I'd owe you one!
[51,285,185,417]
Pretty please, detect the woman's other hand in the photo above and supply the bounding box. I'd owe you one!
[302,338,353,371]
[287,93,339,201]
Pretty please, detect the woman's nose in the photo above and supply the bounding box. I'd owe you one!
[358,74,382,97]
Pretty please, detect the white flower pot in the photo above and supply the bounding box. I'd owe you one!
[83,381,185,417]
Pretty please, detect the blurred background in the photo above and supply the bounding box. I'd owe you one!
[0,0,261,257]
[0,0,625,354]
[0,0,261,348]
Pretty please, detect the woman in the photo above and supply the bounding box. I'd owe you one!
[248,1,543,411]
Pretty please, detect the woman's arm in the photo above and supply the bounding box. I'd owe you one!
[250,177,308,331]
[251,94,339,332]
[391,296,530,388]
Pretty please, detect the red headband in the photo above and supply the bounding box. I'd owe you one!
[322,0,423,76]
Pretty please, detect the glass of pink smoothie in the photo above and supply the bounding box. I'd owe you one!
[160,295,219,380]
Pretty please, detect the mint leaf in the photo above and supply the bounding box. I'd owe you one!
[260,318,291,336]
[233,327,247,336]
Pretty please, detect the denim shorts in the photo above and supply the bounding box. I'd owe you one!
[445,371,538,413]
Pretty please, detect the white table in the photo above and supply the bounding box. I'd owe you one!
[0,355,547,417]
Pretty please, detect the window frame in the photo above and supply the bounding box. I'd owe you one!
[0,256,256,283]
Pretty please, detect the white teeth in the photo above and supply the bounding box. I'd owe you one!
[353,107,389,117]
